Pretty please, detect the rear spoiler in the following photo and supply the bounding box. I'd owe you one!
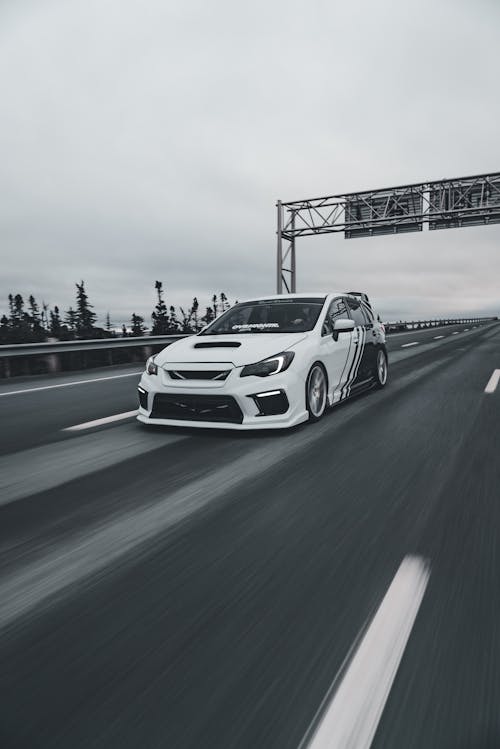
[347,291,370,304]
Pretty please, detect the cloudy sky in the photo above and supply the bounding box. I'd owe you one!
[1,0,499,326]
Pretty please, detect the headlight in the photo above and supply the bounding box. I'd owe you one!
[146,356,158,375]
[240,351,295,378]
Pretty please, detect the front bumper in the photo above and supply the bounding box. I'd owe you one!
[136,368,309,430]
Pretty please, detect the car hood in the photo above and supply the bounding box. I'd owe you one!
[155,332,310,368]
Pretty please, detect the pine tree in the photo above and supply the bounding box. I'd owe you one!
[202,307,215,326]
[41,301,49,332]
[50,306,62,337]
[65,306,77,334]
[75,280,97,337]
[8,294,15,323]
[130,313,146,337]
[192,297,199,331]
[212,294,218,318]
[28,295,43,336]
[13,294,24,323]
[0,314,9,344]
[179,307,192,333]
[220,292,229,313]
[9,294,32,342]
[169,305,179,332]
[105,312,112,333]
[151,280,169,334]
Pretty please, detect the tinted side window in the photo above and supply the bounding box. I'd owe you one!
[330,298,349,321]
[361,303,374,325]
[322,297,349,336]
[346,298,366,327]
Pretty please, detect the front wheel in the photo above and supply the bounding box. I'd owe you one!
[374,348,388,388]
[306,363,328,421]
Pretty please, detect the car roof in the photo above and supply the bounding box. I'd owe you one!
[238,293,345,303]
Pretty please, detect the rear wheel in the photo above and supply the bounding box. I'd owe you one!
[306,363,328,421]
[374,348,388,388]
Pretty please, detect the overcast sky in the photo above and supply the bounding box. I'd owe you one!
[1,0,499,326]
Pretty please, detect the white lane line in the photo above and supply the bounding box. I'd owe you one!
[485,369,500,394]
[401,341,419,348]
[452,331,459,335]
[464,328,469,331]
[305,556,430,749]
[0,371,142,397]
[433,335,445,339]
[63,410,138,431]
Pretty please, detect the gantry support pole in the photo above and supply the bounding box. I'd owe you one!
[276,200,283,294]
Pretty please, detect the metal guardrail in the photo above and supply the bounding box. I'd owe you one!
[1,316,497,359]
[384,317,497,333]
[0,334,186,358]
[0,318,497,378]
[0,335,188,378]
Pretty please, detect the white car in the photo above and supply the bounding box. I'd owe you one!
[137,292,388,430]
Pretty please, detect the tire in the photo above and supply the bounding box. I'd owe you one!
[374,347,388,389]
[306,363,328,421]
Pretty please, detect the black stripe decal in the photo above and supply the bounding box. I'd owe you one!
[340,338,358,401]
[341,327,362,400]
[347,327,365,398]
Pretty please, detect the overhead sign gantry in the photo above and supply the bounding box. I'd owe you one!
[276,171,500,293]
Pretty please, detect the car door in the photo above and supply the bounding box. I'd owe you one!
[344,296,372,394]
[360,300,377,373]
[319,297,354,405]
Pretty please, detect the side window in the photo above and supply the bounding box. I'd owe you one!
[346,297,366,327]
[361,302,374,325]
[322,297,349,336]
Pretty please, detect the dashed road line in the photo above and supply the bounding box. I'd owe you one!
[433,335,445,340]
[485,369,500,394]
[401,342,419,348]
[64,410,138,431]
[452,331,459,335]
[304,556,430,749]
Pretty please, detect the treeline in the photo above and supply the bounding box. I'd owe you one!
[0,280,233,345]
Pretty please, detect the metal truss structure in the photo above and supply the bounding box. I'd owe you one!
[276,171,500,293]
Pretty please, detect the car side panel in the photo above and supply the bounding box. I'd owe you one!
[318,297,354,405]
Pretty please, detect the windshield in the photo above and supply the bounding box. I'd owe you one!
[200,298,326,335]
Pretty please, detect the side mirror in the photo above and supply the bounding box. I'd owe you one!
[333,318,355,333]
[332,318,355,340]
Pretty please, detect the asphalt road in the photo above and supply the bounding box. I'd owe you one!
[0,320,499,748]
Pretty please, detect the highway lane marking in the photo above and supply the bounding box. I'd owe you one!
[433,335,445,339]
[452,331,459,335]
[464,328,469,331]
[304,556,430,749]
[0,371,142,397]
[0,358,450,629]
[64,410,138,431]
[485,369,500,394]
[401,341,419,348]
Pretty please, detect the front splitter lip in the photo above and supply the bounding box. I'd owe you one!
[136,411,309,431]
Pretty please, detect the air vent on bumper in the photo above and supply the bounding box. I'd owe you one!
[249,389,289,417]
[193,341,241,349]
[151,394,243,423]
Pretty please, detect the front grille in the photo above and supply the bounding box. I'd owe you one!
[151,394,243,424]
[167,369,230,381]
